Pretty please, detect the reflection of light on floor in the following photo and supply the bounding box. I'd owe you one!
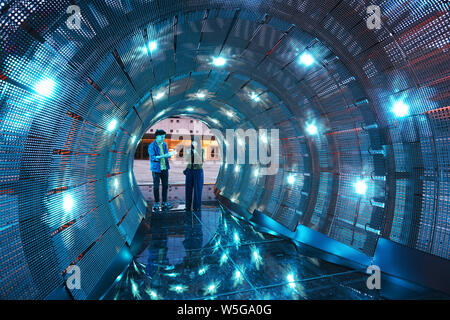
[164,272,179,278]
[170,284,188,293]
[220,250,229,265]
[131,279,141,298]
[213,237,221,253]
[145,288,159,300]
[232,266,245,287]
[250,244,263,270]
[198,265,209,276]
[233,230,241,248]
[204,280,220,295]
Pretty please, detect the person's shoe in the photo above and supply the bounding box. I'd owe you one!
[152,203,160,211]
[161,202,173,209]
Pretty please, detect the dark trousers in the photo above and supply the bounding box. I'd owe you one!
[152,169,169,203]
[185,169,204,211]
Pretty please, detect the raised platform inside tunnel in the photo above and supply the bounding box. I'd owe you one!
[102,202,448,300]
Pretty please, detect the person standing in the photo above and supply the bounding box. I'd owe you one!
[149,129,174,211]
[184,139,204,212]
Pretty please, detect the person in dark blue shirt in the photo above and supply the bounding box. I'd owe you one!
[184,139,205,212]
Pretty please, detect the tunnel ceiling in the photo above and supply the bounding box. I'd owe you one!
[0,0,449,299]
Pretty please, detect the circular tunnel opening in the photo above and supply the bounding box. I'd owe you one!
[132,116,221,207]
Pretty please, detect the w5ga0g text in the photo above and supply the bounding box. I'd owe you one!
[220,304,272,315]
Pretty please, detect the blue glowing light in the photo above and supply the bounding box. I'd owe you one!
[299,52,315,66]
[146,289,158,300]
[287,175,295,184]
[196,92,206,99]
[204,281,220,295]
[233,231,240,247]
[107,119,118,132]
[354,179,368,195]
[212,56,227,66]
[131,135,136,143]
[220,251,229,265]
[170,284,188,293]
[306,123,318,135]
[148,40,158,52]
[63,194,74,212]
[286,273,296,289]
[392,100,409,118]
[33,78,55,96]
[198,265,209,276]
[250,92,260,102]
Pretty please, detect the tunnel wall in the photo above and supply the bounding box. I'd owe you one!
[0,0,449,299]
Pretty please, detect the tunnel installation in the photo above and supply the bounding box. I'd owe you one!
[0,0,449,299]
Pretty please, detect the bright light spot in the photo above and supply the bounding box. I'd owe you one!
[212,56,227,66]
[186,107,194,112]
[33,78,55,96]
[306,123,318,135]
[146,289,158,300]
[196,92,206,99]
[220,252,228,265]
[234,166,240,173]
[250,92,260,102]
[63,194,74,212]
[131,280,139,297]
[148,40,157,52]
[287,273,296,289]
[226,111,234,118]
[170,284,188,293]
[165,272,179,278]
[204,282,219,295]
[107,119,118,132]
[114,178,119,189]
[198,265,209,276]
[237,139,243,146]
[211,118,219,124]
[299,52,315,66]
[254,168,260,177]
[287,175,295,184]
[233,232,240,245]
[354,179,368,195]
[131,135,136,143]
[392,100,409,118]
[154,92,165,100]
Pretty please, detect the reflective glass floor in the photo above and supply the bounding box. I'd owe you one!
[104,203,448,300]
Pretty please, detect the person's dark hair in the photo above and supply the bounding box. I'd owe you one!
[155,129,166,137]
